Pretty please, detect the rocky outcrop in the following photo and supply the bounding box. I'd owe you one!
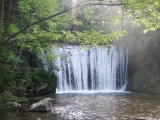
[26,81,57,96]
[38,82,57,95]
[28,98,53,112]
[37,83,48,91]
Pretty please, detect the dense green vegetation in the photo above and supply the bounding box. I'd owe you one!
[0,0,160,119]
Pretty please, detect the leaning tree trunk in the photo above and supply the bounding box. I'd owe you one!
[0,0,4,34]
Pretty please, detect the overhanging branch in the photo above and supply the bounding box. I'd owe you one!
[0,2,123,46]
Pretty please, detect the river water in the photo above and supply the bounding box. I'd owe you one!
[17,92,160,120]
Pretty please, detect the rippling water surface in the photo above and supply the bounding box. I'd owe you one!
[17,92,160,120]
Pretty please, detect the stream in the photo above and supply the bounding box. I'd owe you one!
[17,92,160,120]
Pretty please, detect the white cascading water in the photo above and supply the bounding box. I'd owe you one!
[52,45,128,93]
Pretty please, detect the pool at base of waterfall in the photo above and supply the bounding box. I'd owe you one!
[56,89,128,94]
[17,92,160,120]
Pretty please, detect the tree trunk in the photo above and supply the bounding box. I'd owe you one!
[0,0,4,34]
[11,0,18,23]
[2,0,13,40]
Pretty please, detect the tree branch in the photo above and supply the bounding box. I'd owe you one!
[0,2,123,46]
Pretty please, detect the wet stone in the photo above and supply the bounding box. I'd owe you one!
[28,98,53,112]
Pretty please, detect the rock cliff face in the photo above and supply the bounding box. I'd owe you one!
[116,25,160,94]
[26,81,57,96]
[38,82,57,95]
[127,41,160,93]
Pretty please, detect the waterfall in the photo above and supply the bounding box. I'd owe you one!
[52,45,128,92]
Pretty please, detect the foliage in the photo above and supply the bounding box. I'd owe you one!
[0,47,16,93]
[17,96,29,104]
[0,93,18,120]
[25,68,57,95]
[30,69,57,88]
[76,30,126,45]
[121,0,160,33]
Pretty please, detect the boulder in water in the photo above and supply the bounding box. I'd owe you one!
[28,98,53,112]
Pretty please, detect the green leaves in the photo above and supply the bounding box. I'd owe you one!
[122,0,160,33]
[76,30,126,45]
[8,24,19,34]
[30,69,57,87]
